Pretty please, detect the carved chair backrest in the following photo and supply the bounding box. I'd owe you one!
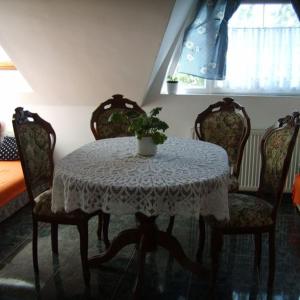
[258,112,299,219]
[12,107,56,203]
[194,97,251,177]
[90,94,145,140]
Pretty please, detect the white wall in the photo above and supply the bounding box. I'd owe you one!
[0,0,174,157]
[143,94,300,139]
[0,0,300,160]
[0,0,173,106]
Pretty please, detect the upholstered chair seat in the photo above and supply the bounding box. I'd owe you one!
[208,193,273,228]
[33,189,52,215]
[33,189,84,219]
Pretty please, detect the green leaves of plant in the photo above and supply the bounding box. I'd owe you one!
[167,75,178,82]
[149,107,162,117]
[151,131,167,145]
[108,107,169,145]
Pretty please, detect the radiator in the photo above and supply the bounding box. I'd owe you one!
[191,128,300,192]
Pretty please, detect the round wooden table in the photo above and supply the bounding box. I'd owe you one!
[52,137,229,298]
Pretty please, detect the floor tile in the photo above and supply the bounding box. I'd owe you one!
[0,196,300,299]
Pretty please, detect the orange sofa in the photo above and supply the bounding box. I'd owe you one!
[293,174,300,212]
[0,160,28,222]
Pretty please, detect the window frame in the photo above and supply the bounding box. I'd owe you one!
[0,46,16,71]
[0,62,16,71]
[0,46,32,93]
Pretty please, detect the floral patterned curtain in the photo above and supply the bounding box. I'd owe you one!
[177,0,241,80]
[291,0,300,20]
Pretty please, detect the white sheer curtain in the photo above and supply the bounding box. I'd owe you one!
[217,26,300,93]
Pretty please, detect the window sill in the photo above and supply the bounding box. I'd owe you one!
[161,88,300,98]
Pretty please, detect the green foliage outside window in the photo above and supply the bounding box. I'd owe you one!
[174,73,206,88]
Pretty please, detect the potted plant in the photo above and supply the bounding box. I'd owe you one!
[108,107,169,156]
[166,75,179,94]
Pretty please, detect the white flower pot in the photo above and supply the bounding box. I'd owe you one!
[167,82,178,95]
[137,137,157,156]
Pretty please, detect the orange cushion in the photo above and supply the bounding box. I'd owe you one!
[0,161,26,207]
[292,174,300,205]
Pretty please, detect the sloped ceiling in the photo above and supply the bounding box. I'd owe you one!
[0,0,174,105]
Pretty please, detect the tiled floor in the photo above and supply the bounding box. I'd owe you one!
[1,196,300,300]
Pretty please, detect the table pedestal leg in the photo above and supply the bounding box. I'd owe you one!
[88,213,208,299]
[89,228,140,266]
[156,230,209,277]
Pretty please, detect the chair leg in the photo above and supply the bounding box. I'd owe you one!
[254,233,262,270]
[268,229,275,288]
[210,228,223,287]
[133,236,146,300]
[51,224,59,254]
[103,213,111,248]
[77,222,90,286]
[32,219,39,274]
[97,212,103,240]
[196,215,205,262]
[166,216,175,235]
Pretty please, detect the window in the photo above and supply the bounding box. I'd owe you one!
[0,47,16,70]
[165,3,300,96]
[0,46,32,93]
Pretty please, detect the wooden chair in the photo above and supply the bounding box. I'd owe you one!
[167,97,251,234]
[202,112,300,288]
[195,97,251,192]
[13,107,100,286]
[91,94,145,140]
[90,94,145,246]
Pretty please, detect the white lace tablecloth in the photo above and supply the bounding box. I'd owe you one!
[52,137,229,220]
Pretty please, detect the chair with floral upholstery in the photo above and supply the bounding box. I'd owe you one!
[166,97,250,235]
[13,107,100,286]
[195,97,251,192]
[204,112,300,288]
[91,94,145,140]
[90,94,145,246]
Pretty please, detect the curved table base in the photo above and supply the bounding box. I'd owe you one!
[89,213,209,299]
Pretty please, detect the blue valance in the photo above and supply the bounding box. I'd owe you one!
[177,0,241,80]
